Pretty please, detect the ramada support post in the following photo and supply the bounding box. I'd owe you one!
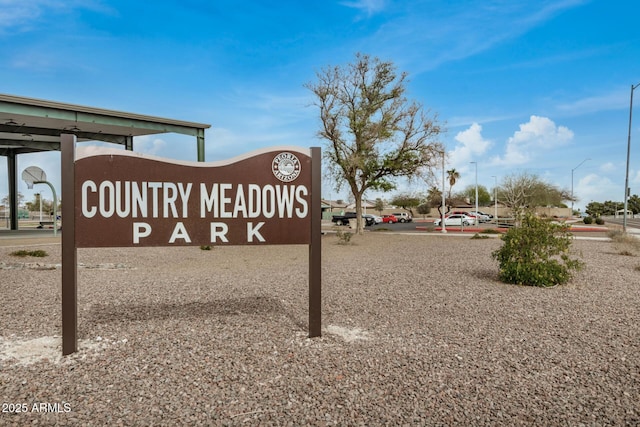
[61,134,78,355]
[309,147,322,337]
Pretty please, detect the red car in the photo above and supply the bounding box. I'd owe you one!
[382,214,398,224]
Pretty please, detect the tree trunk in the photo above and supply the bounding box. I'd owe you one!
[354,191,364,235]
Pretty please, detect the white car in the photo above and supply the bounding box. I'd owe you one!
[363,214,382,225]
[469,211,492,222]
[433,214,477,226]
[392,212,413,223]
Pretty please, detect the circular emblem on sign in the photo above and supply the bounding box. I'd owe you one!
[272,152,301,182]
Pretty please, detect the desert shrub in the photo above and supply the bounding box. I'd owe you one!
[336,230,353,245]
[492,211,584,287]
[583,216,593,224]
[417,203,431,217]
[471,233,489,239]
[480,228,502,234]
[10,249,48,257]
[595,217,605,225]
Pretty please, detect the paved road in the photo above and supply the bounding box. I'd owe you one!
[603,216,640,227]
[0,229,61,247]
[366,219,481,233]
[337,217,640,236]
[601,216,640,231]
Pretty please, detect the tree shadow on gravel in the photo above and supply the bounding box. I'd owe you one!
[83,296,307,330]
[471,267,501,283]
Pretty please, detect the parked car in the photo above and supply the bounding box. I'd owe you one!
[450,210,476,218]
[331,212,357,226]
[362,214,382,226]
[363,214,382,224]
[332,212,379,226]
[469,211,492,222]
[381,214,398,224]
[392,212,413,223]
[433,214,477,226]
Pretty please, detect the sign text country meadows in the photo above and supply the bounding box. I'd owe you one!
[80,180,309,244]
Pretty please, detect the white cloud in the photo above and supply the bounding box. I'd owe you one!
[438,123,493,191]
[575,173,620,207]
[0,1,43,32]
[367,0,588,73]
[135,136,167,156]
[556,88,629,116]
[0,0,105,32]
[340,0,386,16]
[448,122,492,167]
[600,162,616,173]
[491,115,574,166]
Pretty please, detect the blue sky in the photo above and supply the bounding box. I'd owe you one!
[1,0,639,210]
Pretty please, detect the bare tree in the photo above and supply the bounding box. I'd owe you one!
[1,192,24,206]
[306,53,444,234]
[499,172,573,218]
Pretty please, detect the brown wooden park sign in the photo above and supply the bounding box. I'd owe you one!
[60,134,322,355]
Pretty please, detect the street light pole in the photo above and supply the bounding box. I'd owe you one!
[36,192,42,222]
[624,82,640,233]
[571,158,590,215]
[470,161,478,225]
[441,150,447,233]
[492,175,498,224]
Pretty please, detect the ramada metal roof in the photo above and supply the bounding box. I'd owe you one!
[0,93,211,156]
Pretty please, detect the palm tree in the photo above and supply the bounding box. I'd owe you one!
[427,186,443,216]
[446,169,460,198]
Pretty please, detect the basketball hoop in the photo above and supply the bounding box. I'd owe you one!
[22,166,47,189]
[21,166,58,236]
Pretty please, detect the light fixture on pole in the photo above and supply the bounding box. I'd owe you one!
[491,175,498,224]
[624,82,640,233]
[470,161,478,225]
[441,150,447,233]
[571,158,590,215]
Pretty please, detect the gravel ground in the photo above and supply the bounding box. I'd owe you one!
[1,232,639,426]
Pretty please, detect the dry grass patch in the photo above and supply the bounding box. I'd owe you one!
[608,229,640,256]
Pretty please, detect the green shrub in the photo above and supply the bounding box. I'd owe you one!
[200,245,213,250]
[583,216,593,224]
[595,217,605,225]
[492,212,584,287]
[336,230,353,245]
[10,249,48,257]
